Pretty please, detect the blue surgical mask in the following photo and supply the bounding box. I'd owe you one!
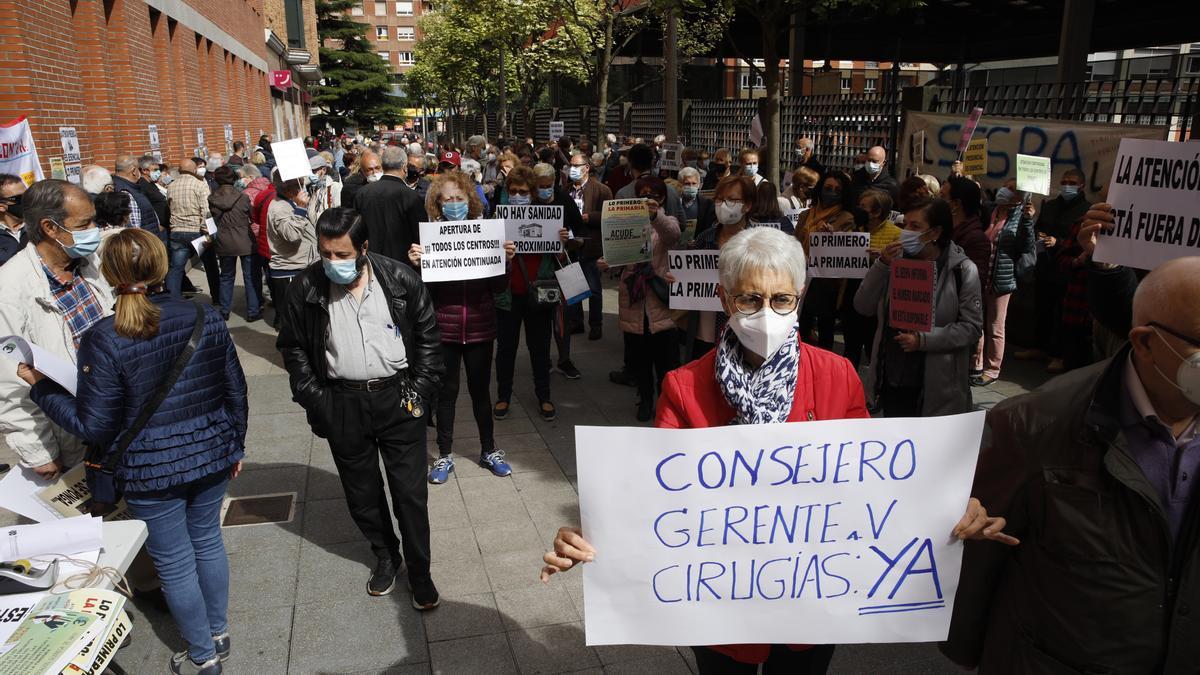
[682,186,699,199]
[867,161,882,175]
[995,187,1015,205]
[235,178,247,190]
[568,166,584,182]
[537,187,554,202]
[1061,185,1080,199]
[441,201,469,221]
[150,170,162,182]
[744,164,758,177]
[508,193,530,206]
[55,222,101,259]
[323,257,362,285]
[899,228,927,256]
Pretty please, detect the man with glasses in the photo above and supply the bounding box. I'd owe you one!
[945,256,1200,672]
[0,179,115,480]
[0,173,27,265]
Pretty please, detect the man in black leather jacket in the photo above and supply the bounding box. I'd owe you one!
[276,208,444,609]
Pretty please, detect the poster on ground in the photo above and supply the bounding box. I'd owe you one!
[575,412,985,645]
[0,116,44,185]
[417,220,506,282]
[601,199,651,266]
[668,250,720,311]
[807,232,871,279]
[494,204,564,254]
[888,259,935,332]
[1093,138,1200,270]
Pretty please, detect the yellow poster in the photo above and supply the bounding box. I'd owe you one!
[961,138,987,176]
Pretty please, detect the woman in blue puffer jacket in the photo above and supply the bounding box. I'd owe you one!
[18,227,248,675]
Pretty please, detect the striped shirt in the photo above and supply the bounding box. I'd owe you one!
[42,261,105,349]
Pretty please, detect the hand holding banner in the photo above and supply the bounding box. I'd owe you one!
[601,199,651,266]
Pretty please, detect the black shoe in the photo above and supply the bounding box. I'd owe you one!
[367,558,401,596]
[246,314,262,323]
[609,368,636,387]
[493,401,510,420]
[589,326,602,341]
[409,578,440,611]
[636,399,654,422]
[556,361,582,380]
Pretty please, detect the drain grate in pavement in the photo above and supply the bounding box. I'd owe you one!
[221,492,296,527]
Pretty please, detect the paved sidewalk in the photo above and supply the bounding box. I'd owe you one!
[0,272,1053,674]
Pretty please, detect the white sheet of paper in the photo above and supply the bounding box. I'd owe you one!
[495,205,564,254]
[667,250,721,311]
[808,232,872,279]
[417,220,506,282]
[3,516,103,560]
[0,335,78,396]
[555,262,591,305]
[0,466,61,522]
[272,138,315,182]
[1093,137,1200,270]
[1015,154,1051,196]
[576,412,985,646]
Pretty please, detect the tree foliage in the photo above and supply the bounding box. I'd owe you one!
[313,0,405,130]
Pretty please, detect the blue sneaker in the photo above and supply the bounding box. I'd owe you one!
[428,456,454,484]
[479,449,512,477]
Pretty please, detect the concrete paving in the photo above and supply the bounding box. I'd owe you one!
[0,269,1057,674]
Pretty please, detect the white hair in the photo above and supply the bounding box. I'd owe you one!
[654,134,666,144]
[591,152,605,165]
[407,142,423,157]
[918,174,940,194]
[81,165,113,194]
[678,166,701,182]
[532,162,556,180]
[719,227,807,294]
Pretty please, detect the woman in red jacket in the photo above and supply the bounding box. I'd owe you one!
[538,227,1010,674]
[408,172,516,484]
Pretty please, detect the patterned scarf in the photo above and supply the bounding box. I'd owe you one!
[714,323,800,425]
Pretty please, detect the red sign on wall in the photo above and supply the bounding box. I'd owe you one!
[271,70,293,91]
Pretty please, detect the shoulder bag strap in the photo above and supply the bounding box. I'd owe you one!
[99,302,205,473]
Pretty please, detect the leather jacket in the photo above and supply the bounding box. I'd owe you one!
[276,253,443,436]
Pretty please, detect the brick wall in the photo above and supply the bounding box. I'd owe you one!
[0,0,276,175]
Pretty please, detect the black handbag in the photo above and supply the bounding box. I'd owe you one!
[515,257,562,310]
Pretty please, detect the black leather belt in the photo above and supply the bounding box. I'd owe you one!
[333,375,399,392]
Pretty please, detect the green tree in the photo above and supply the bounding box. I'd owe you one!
[313,0,405,131]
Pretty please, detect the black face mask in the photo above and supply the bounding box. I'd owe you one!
[2,193,22,220]
[406,166,421,181]
[710,162,727,174]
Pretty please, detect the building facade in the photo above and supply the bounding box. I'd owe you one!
[0,0,285,174]
[345,0,431,92]
[723,59,938,98]
[263,0,322,139]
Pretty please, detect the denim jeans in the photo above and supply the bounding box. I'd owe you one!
[579,258,603,328]
[218,255,260,318]
[166,232,198,299]
[125,471,232,662]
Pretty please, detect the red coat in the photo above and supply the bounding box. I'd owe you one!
[655,337,870,665]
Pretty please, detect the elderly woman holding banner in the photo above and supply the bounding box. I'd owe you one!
[538,226,1012,675]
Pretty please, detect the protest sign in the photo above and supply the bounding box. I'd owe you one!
[0,116,43,185]
[49,157,66,180]
[911,130,926,172]
[148,124,161,161]
[36,463,131,521]
[956,107,984,154]
[58,127,81,164]
[271,138,315,182]
[807,232,871,279]
[417,220,506,282]
[660,143,684,171]
[1015,154,1052,196]
[1,335,78,396]
[555,262,591,305]
[748,219,783,230]
[576,411,985,645]
[494,204,564,254]
[679,218,698,246]
[900,110,1163,193]
[1094,138,1200,270]
[961,138,988,176]
[549,120,565,142]
[668,250,721,311]
[601,199,651,266]
[889,259,935,332]
[783,208,802,231]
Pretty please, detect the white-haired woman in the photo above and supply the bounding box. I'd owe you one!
[677,166,715,243]
[537,226,1009,675]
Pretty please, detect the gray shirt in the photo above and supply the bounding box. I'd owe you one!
[325,267,408,380]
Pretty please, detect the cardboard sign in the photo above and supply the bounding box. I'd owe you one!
[58,127,81,164]
[807,232,871,279]
[494,204,564,254]
[1094,138,1200,270]
[601,198,651,266]
[888,259,935,332]
[961,138,988,176]
[555,262,592,305]
[417,219,506,282]
[660,143,684,172]
[271,138,315,182]
[575,412,986,645]
[667,250,721,311]
[549,120,565,142]
[956,107,984,154]
[1015,154,1051,196]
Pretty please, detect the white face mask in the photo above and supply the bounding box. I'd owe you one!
[715,201,744,226]
[195,167,207,178]
[727,307,797,359]
[1152,328,1200,406]
[366,172,382,182]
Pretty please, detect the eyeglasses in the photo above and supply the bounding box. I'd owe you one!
[1149,321,1200,348]
[730,293,799,316]
[718,199,743,209]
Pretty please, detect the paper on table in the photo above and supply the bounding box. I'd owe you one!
[0,592,45,646]
[0,466,62,522]
[0,335,78,396]
[272,138,315,182]
[3,515,103,559]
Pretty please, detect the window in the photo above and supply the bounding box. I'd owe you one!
[739,73,764,91]
[398,51,414,64]
[374,0,386,15]
[397,1,413,15]
[840,77,852,92]
[864,78,877,93]
[1188,55,1200,74]
[284,0,306,48]
[376,25,388,40]
[396,26,415,40]
[377,51,390,64]
[350,1,363,15]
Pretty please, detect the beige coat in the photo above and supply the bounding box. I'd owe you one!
[618,211,681,335]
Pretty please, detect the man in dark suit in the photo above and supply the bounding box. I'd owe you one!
[353,147,425,262]
[136,155,170,231]
[566,151,612,341]
[341,150,379,210]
